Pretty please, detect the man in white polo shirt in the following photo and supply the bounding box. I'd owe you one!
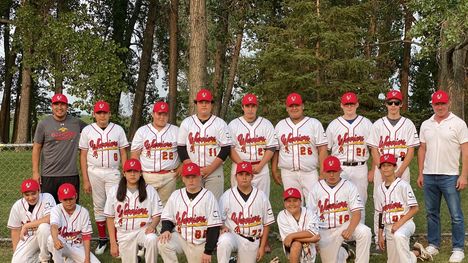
[418,90,468,263]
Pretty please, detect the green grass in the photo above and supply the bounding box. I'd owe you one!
[0,150,466,262]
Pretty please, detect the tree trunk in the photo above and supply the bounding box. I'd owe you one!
[220,30,243,119]
[364,0,377,59]
[188,0,207,115]
[315,0,321,86]
[15,66,33,143]
[168,0,179,124]
[211,0,229,116]
[128,0,158,140]
[400,1,413,112]
[12,62,22,143]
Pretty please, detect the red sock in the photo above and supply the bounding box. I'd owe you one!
[96,221,107,239]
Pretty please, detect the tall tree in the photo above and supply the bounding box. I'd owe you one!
[168,0,179,124]
[400,0,413,112]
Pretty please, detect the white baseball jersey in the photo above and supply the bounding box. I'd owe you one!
[131,123,180,172]
[375,178,417,225]
[307,179,363,229]
[162,188,222,245]
[228,116,277,162]
[326,116,373,162]
[104,184,163,232]
[8,193,56,230]
[50,204,93,247]
[366,117,420,160]
[79,122,129,169]
[275,117,327,171]
[177,115,232,167]
[277,207,319,240]
[219,187,275,238]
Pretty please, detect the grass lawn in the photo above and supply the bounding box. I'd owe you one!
[0,149,466,262]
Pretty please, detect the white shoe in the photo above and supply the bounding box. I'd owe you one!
[425,245,439,256]
[449,251,465,263]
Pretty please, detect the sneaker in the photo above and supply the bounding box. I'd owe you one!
[425,245,439,256]
[95,239,108,255]
[137,247,145,258]
[449,251,465,263]
[413,242,433,261]
[370,244,383,256]
[342,242,355,259]
[228,256,237,263]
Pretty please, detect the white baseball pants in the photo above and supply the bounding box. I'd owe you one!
[12,223,50,263]
[47,236,100,263]
[117,229,158,263]
[158,232,206,263]
[203,165,224,200]
[281,169,319,199]
[217,232,259,263]
[341,164,368,224]
[88,166,121,221]
[384,220,416,263]
[231,163,271,198]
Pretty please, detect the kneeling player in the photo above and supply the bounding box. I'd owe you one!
[307,156,371,263]
[278,187,320,263]
[8,179,56,263]
[376,154,432,262]
[158,163,222,263]
[104,158,162,263]
[48,183,100,263]
[217,162,275,263]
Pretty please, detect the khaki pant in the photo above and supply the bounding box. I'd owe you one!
[143,171,178,206]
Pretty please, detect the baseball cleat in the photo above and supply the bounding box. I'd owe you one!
[413,242,432,261]
[95,239,108,255]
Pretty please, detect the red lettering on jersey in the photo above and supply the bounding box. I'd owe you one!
[89,138,119,157]
[237,134,267,153]
[188,132,217,153]
[230,212,261,225]
[51,130,76,141]
[143,139,173,157]
[116,203,149,218]
[337,133,364,153]
[317,198,349,215]
[378,136,407,149]
[59,226,82,243]
[382,202,404,213]
[280,133,311,153]
[175,211,207,225]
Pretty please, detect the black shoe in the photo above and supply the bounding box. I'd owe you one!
[229,256,237,263]
[342,242,356,259]
[95,238,108,255]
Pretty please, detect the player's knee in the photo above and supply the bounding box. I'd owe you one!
[392,231,407,242]
[36,223,51,234]
[145,233,158,246]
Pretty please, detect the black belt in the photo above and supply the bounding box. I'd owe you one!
[342,161,366,166]
[239,234,258,242]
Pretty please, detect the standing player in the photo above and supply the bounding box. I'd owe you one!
[307,156,371,263]
[326,92,372,223]
[79,100,129,254]
[48,183,100,263]
[228,94,277,198]
[8,179,56,263]
[32,93,87,203]
[131,101,180,205]
[366,89,420,251]
[272,93,328,197]
[217,161,275,263]
[104,158,162,263]
[375,154,431,262]
[177,89,232,199]
[277,187,320,263]
[158,163,222,263]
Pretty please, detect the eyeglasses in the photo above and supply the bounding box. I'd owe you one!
[386,101,401,106]
[343,103,356,106]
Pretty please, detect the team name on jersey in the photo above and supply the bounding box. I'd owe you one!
[116,203,149,219]
[337,133,365,153]
[382,202,404,213]
[231,212,262,227]
[188,132,217,152]
[318,199,348,219]
[378,136,407,149]
[89,139,118,157]
[237,134,267,153]
[280,133,311,153]
[176,211,208,227]
[143,140,173,157]
[59,227,82,244]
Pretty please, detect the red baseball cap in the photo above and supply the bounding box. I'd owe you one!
[21,179,40,193]
[123,158,142,172]
[94,100,110,113]
[283,187,301,200]
[195,89,213,102]
[323,156,341,172]
[379,154,397,167]
[242,94,258,106]
[341,92,358,104]
[182,163,201,177]
[236,161,253,174]
[57,183,77,200]
[51,94,68,104]
[386,90,403,101]
[286,93,303,107]
[431,90,449,104]
[153,101,169,113]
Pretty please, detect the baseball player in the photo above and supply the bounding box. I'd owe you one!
[131,101,180,205]
[277,187,320,263]
[272,92,328,198]
[8,179,56,263]
[375,154,431,262]
[217,161,275,263]
[177,89,232,199]
[307,155,371,263]
[79,100,129,254]
[158,162,222,263]
[326,92,372,223]
[48,183,100,263]
[366,89,420,250]
[104,158,162,263]
[228,93,277,197]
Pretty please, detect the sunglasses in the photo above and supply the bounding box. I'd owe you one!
[386,101,401,106]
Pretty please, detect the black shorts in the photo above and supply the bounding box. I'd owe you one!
[41,175,80,204]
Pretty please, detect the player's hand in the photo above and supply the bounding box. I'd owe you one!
[158,231,172,244]
[257,247,265,262]
[32,171,41,184]
[456,175,467,191]
[378,235,385,250]
[201,253,212,263]
[284,234,294,247]
[200,166,213,178]
[252,164,263,174]
[272,170,282,185]
[83,180,92,194]
[417,174,424,189]
[145,225,155,234]
[311,233,320,243]
[19,224,31,240]
[391,221,401,234]
[368,169,374,183]
[53,238,64,250]
[175,165,183,178]
[395,169,403,178]
[341,228,353,240]
[110,242,119,257]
